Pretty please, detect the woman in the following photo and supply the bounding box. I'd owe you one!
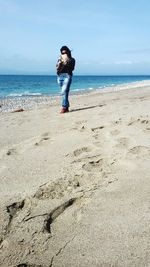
[56,46,75,113]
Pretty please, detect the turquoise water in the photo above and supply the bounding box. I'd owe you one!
[0,75,150,98]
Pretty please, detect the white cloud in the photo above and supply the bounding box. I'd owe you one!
[113,60,134,65]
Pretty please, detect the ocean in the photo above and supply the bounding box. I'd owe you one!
[0,75,150,98]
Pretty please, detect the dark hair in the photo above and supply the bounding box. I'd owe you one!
[60,46,71,58]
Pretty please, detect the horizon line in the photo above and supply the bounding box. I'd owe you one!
[0,73,150,76]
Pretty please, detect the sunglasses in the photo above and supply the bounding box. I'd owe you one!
[61,51,67,55]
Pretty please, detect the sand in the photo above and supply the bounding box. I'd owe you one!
[0,84,150,267]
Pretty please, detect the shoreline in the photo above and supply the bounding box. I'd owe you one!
[0,79,150,113]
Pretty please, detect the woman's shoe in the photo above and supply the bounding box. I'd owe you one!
[60,107,69,114]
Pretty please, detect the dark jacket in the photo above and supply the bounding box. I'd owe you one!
[56,57,75,76]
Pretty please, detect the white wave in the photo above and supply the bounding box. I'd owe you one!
[95,79,150,94]
[28,93,42,96]
[73,88,87,92]
[7,92,42,97]
[8,93,23,97]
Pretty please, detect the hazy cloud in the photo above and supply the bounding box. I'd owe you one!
[123,48,150,54]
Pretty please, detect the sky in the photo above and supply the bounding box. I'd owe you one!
[0,0,150,75]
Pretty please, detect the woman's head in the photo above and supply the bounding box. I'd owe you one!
[60,46,71,58]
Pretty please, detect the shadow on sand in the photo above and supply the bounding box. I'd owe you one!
[70,104,105,113]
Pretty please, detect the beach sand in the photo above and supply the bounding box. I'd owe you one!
[0,84,150,266]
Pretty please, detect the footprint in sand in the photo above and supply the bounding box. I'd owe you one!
[128,117,149,127]
[73,146,92,157]
[77,157,116,188]
[5,133,51,156]
[82,158,106,172]
[92,134,99,140]
[127,146,150,159]
[145,127,150,132]
[71,125,86,132]
[90,126,105,141]
[91,125,105,132]
[34,177,80,200]
[34,132,50,146]
[128,117,150,134]
[71,120,87,132]
[34,137,50,146]
[6,148,17,156]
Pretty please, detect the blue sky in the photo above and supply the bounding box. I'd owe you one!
[0,0,150,75]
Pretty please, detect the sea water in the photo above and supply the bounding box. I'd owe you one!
[0,75,150,98]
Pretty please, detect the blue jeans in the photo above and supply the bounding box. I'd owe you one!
[57,73,72,108]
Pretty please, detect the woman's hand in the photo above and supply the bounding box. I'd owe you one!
[61,54,69,64]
